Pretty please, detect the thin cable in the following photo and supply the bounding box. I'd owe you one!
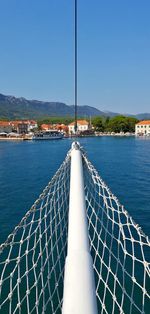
[74,0,77,133]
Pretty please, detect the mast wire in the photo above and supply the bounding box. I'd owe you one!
[74,0,78,133]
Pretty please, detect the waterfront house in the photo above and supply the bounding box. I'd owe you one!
[0,121,12,133]
[27,120,38,131]
[135,120,150,136]
[17,123,28,134]
[10,121,21,132]
[56,124,69,134]
[68,120,89,134]
[41,124,53,131]
[10,120,37,133]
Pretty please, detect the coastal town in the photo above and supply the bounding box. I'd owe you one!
[0,118,150,140]
[0,116,149,140]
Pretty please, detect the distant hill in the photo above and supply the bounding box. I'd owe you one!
[104,111,150,120]
[103,111,121,117]
[135,113,150,120]
[104,110,150,120]
[0,93,104,119]
[71,105,104,117]
[0,93,150,120]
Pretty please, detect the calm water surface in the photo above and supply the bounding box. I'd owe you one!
[0,137,150,244]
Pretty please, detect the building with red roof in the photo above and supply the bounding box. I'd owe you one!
[41,124,53,131]
[135,120,150,136]
[68,120,89,134]
[0,121,12,133]
[0,120,37,134]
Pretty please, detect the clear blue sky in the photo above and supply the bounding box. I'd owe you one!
[0,0,150,114]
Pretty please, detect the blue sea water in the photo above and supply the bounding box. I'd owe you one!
[0,136,150,244]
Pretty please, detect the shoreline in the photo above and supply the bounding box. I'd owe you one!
[0,134,135,141]
[0,137,25,141]
[1,134,149,141]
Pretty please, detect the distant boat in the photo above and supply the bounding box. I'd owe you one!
[32,130,64,140]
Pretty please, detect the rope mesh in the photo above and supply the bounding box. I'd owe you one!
[83,152,150,314]
[0,152,70,314]
[0,147,149,314]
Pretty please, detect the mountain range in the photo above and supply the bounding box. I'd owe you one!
[0,93,149,120]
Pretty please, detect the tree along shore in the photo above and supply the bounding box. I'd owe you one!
[91,116,138,133]
[37,115,138,133]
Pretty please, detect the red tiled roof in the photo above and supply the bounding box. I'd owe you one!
[0,120,37,127]
[136,120,150,125]
[56,124,68,131]
[29,120,37,124]
[0,121,11,126]
[68,120,89,126]
[41,124,53,130]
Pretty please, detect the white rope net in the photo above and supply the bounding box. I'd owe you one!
[83,152,150,314]
[0,152,70,314]
[0,147,149,314]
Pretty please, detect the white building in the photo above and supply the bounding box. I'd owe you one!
[27,120,38,131]
[135,120,150,136]
[68,120,89,134]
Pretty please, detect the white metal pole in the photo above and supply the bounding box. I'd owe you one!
[62,142,98,314]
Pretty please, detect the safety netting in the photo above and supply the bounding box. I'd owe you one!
[0,152,70,314]
[0,146,149,313]
[83,152,150,314]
